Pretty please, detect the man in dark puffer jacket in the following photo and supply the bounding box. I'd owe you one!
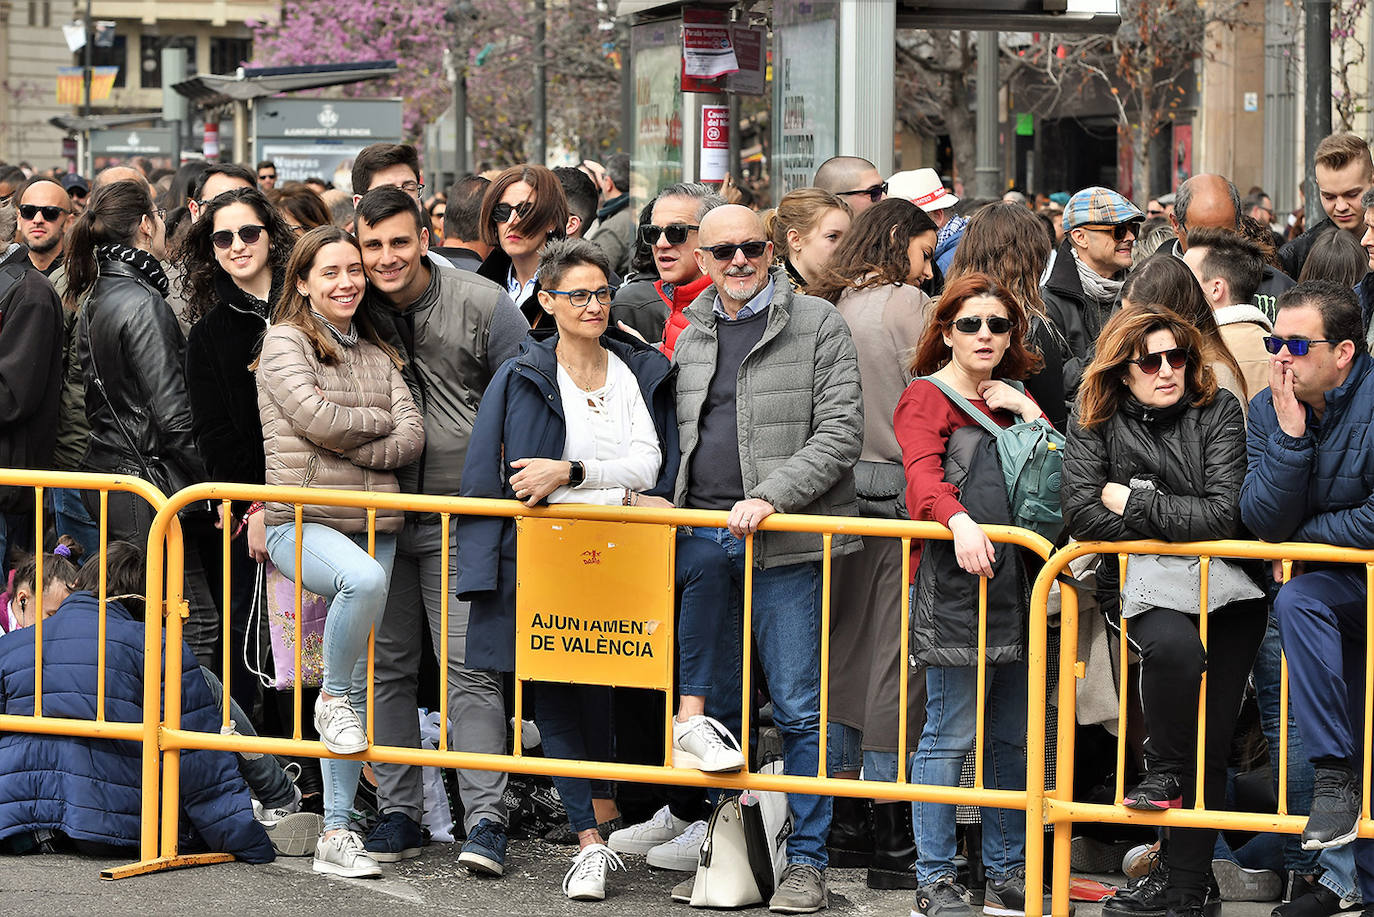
[0,544,272,862]
[1241,280,1374,905]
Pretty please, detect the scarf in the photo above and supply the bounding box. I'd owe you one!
[596,192,630,223]
[97,242,169,297]
[1071,248,1124,305]
[312,311,359,347]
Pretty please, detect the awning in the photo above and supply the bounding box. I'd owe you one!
[172,61,399,108]
[49,111,161,133]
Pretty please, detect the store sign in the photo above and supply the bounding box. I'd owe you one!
[254,98,403,184]
[700,104,729,182]
[90,127,174,155]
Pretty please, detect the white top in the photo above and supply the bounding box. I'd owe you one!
[548,351,661,505]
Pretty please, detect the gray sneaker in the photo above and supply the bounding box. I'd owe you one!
[769,863,828,914]
[913,878,976,917]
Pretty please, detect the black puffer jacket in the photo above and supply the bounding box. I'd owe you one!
[1062,390,1247,595]
[1041,240,1122,413]
[911,426,1027,666]
[77,259,207,490]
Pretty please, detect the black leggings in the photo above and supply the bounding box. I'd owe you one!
[1124,599,1266,905]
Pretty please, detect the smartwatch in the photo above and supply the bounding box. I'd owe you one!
[568,461,586,487]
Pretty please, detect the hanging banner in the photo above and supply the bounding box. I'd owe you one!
[700,104,729,183]
[681,8,738,80]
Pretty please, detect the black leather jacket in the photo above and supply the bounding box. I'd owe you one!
[76,258,207,490]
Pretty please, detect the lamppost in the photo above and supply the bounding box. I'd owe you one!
[444,1,478,179]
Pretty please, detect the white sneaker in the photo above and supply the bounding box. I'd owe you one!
[645,818,707,871]
[672,715,746,772]
[314,694,368,755]
[562,842,625,901]
[312,829,382,878]
[253,786,324,856]
[608,805,694,855]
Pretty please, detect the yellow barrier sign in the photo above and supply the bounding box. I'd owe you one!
[515,517,675,691]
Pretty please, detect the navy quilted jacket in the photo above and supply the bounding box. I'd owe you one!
[1241,352,1374,546]
[0,592,273,862]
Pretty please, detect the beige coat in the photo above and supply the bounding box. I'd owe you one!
[1216,303,1274,408]
[257,322,425,533]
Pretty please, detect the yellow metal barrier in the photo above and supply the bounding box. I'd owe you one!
[1028,538,1374,917]
[135,480,1056,897]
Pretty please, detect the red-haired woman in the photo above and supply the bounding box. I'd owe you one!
[1062,303,1262,917]
[894,273,1046,917]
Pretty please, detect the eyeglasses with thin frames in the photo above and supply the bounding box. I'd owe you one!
[545,286,613,308]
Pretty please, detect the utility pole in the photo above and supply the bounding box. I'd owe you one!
[532,0,547,163]
[974,30,1001,199]
[82,0,93,118]
[1303,0,1332,210]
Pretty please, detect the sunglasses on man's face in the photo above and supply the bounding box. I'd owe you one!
[1128,347,1189,374]
[952,315,1013,335]
[837,182,888,203]
[702,240,769,262]
[1262,336,1336,356]
[492,201,534,225]
[258,172,276,181]
[18,204,69,221]
[211,224,266,250]
[1080,220,1143,242]
[639,223,699,247]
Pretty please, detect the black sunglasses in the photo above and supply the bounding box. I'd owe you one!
[211,224,266,250]
[492,201,534,225]
[18,204,69,221]
[258,172,276,180]
[1128,347,1189,374]
[1262,336,1337,356]
[837,182,888,203]
[639,223,699,246]
[952,315,1013,335]
[1080,220,1143,242]
[545,286,613,308]
[703,240,768,261]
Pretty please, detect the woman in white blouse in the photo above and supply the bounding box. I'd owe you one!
[458,239,738,902]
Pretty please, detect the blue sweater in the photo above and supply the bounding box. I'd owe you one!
[1241,352,1374,547]
[0,592,273,861]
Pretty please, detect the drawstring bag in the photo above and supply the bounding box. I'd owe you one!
[245,561,328,689]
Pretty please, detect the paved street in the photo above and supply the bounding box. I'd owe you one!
[2,839,1281,917]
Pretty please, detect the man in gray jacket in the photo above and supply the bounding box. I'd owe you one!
[673,204,863,914]
[354,186,529,876]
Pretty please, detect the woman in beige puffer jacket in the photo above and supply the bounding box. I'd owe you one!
[255,226,423,878]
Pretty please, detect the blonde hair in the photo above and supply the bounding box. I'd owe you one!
[762,188,850,255]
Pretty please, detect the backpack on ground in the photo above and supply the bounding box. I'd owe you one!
[922,376,1065,543]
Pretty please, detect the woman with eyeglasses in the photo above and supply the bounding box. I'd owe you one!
[173,188,304,742]
[763,188,851,291]
[66,179,223,665]
[476,164,570,325]
[1063,304,1261,917]
[458,238,739,902]
[894,274,1046,917]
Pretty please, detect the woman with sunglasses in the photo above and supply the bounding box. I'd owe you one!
[894,273,1045,917]
[255,225,424,879]
[1063,304,1261,917]
[459,238,739,902]
[66,179,223,664]
[174,188,300,734]
[476,164,570,325]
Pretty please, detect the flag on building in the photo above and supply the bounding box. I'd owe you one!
[56,66,120,104]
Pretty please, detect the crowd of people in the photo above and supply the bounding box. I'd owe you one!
[0,133,1372,917]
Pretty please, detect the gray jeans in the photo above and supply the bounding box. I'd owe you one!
[372,519,507,831]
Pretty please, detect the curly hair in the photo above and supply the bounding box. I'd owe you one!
[174,187,295,324]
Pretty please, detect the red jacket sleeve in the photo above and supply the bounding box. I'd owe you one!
[894,380,967,525]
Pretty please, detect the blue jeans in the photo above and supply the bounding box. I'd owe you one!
[0,512,31,575]
[695,526,829,869]
[675,532,731,698]
[1253,608,1319,874]
[911,660,1028,884]
[46,488,99,563]
[266,522,397,829]
[535,684,614,832]
[1275,568,1374,901]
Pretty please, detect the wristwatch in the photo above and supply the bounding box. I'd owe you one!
[568,461,585,486]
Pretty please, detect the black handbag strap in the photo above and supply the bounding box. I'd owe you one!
[84,311,161,486]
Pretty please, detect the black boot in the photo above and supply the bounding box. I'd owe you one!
[826,795,874,868]
[867,802,919,889]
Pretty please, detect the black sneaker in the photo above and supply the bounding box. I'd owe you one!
[912,877,976,917]
[364,811,427,863]
[1271,883,1361,917]
[1103,862,1170,917]
[1122,771,1184,811]
[1304,765,1361,850]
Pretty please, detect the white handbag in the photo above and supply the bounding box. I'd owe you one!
[689,761,792,909]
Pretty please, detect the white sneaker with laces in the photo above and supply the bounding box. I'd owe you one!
[253,785,324,856]
[672,715,746,773]
[562,842,625,901]
[646,818,708,871]
[312,829,381,878]
[608,804,694,855]
[314,693,368,755]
